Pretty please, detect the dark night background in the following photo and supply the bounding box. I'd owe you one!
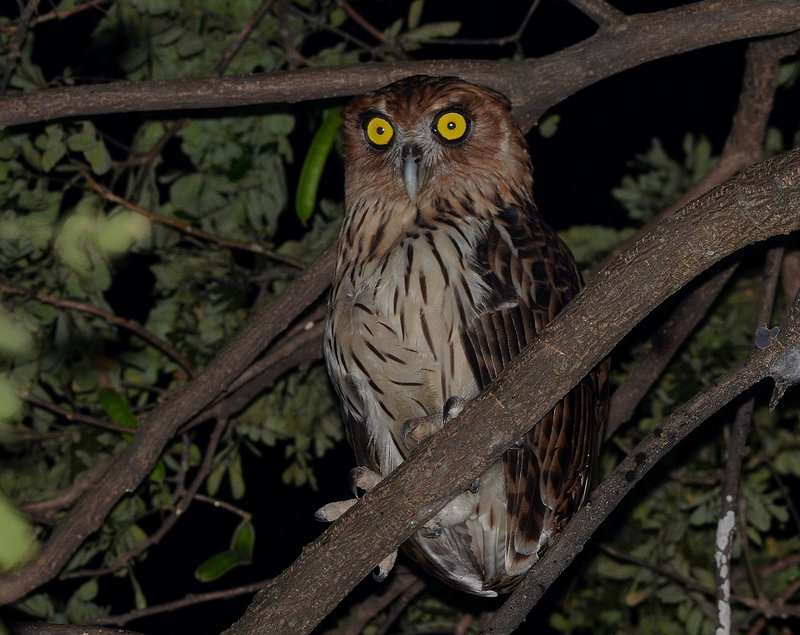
[5,0,794,632]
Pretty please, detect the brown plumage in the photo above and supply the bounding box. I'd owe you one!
[322,75,609,596]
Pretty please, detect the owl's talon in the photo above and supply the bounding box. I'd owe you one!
[469,477,480,493]
[421,522,443,539]
[314,498,357,522]
[349,466,383,496]
[400,413,444,451]
[512,437,526,449]
[373,550,398,582]
[443,396,467,423]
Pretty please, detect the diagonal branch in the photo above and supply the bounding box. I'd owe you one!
[0,0,798,130]
[0,244,336,606]
[222,148,800,634]
[606,31,800,436]
[485,288,800,635]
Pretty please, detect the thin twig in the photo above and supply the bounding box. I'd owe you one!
[409,0,540,49]
[0,277,196,376]
[125,0,279,194]
[20,456,117,523]
[605,32,800,436]
[61,416,229,580]
[89,580,271,626]
[21,392,134,435]
[337,0,407,59]
[0,0,41,96]
[194,494,253,522]
[84,172,303,269]
[0,0,110,35]
[375,578,426,635]
[563,0,626,27]
[715,246,785,633]
[325,566,423,635]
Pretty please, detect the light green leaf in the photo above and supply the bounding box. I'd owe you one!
[403,21,461,42]
[0,493,38,571]
[538,114,560,139]
[0,377,23,423]
[231,521,255,559]
[0,311,34,358]
[194,550,246,582]
[73,579,99,602]
[408,0,424,30]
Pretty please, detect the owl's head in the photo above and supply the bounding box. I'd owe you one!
[341,75,533,211]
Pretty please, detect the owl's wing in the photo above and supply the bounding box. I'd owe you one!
[462,204,608,581]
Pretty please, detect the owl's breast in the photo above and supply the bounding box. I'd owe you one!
[325,221,489,473]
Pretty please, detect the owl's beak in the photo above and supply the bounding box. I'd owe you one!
[402,146,422,204]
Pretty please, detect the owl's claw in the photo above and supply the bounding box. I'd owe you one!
[421,522,443,539]
[314,499,357,522]
[443,396,467,423]
[400,412,444,451]
[401,396,468,451]
[348,466,383,496]
[315,467,384,521]
[373,550,398,582]
[469,477,480,493]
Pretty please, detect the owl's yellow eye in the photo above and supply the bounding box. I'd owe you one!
[364,116,394,147]
[434,111,469,143]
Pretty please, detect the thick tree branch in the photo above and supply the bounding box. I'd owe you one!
[0,0,798,130]
[484,290,800,634]
[607,31,800,435]
[0,244,336,606]
[223,149,800,634]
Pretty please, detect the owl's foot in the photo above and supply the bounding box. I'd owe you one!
[314,467,399,582]
[349,465,383,495]
[313,498,357,522]
[314,466,383,522]
[374,550,397,582]
[400,396,468,451]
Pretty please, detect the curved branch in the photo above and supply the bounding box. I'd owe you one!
[0,0,798,129]
[485,292,800,634]
[0,244,336,606]
[223,149,800,634]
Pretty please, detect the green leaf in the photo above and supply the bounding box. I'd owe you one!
[194,550,246,582]
[0,376,23,424]
[41,141,67,172]
[228,451,246,499]
[538,114,560,139]
[295,107,342,223]
[403,21,461,42]
[73,579,99,602]
[85,141,112,175]
[98,390,138,429]
[231,521,255,559]
[150,459,166,482]
[408,0,424,30]
[0,493,38,571]
[0,310,34,358]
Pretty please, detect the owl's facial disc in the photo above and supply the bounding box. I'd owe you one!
[401,144,422,203]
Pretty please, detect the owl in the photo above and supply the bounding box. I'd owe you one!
[319,75,608,596]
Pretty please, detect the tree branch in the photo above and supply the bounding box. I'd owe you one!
[484,288,800,634]
[1,1,798,130]
[0,244,336,606]
[222,148,800,634]
[606,31,800,435]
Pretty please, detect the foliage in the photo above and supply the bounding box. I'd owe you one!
[0,0,467,628]
[1,1,800,634]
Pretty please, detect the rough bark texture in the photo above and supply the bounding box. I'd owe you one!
[0,0,798,130]
[223,148,800,634]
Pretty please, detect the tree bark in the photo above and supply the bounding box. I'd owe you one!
[0,0,798,130]
[223,148,800,634]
